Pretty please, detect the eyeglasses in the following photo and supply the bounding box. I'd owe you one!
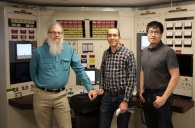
[147,30,161,35]
[107,34,119,38]
[49,31,64,35]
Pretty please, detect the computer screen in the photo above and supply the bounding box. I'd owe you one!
[16,43,32,60]
[85,70,96,85]
[141,35,150,50]
[176,54,193,77]
[10,61,32,84]
[79,69,96,85]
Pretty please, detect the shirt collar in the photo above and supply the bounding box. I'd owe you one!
[108,45,122,53]
[147,40,163,52]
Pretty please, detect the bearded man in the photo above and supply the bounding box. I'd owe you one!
[30,22,97,128]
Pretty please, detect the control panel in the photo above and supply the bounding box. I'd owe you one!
[8,18,37,41]
[164,10,194,97]
[174,76,193,97]
[5,7,38,99]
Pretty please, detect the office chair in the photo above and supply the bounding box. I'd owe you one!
[70,93,102,128]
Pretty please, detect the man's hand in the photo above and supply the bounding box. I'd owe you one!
[96,89,104,95]
[88,89,98,100]
[153,96,166,109]
[119,101,128,113]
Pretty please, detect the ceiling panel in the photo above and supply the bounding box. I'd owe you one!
[2,0,192,7]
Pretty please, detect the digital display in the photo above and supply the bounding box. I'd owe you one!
[11,29,18,34]
[29,35,34,39]
[141,35,150,50]
[20,35,27,39]
[29,30,34,34]
[81,55,87,58]
[20,30,26,34]
[16,43,32,60]
[12,35,18,39]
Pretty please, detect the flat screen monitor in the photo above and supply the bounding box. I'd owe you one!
[85,69,96,85]
[176,54,193,77]
[16,43,32,60]
[141,35,150,50]
[80,69,96,85]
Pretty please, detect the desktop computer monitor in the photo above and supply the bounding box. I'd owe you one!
[76,68,97,85]
[84,69,96,85]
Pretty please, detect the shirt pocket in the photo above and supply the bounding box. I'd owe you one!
[39,59,53,70]
[61,59,70,71]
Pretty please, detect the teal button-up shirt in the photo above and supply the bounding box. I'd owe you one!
[30,43,93,91]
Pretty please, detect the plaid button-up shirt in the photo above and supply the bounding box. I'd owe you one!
[99,45,137,102]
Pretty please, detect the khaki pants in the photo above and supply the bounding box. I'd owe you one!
[33,87,71,128]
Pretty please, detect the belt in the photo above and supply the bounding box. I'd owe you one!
[104,89,125,96]
[144,86,167,94]
[36,86,65,93]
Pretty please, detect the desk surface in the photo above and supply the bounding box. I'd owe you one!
[9,94,194,113]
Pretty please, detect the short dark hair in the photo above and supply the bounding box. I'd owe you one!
[107,27,120,36]
[146,21,164,34]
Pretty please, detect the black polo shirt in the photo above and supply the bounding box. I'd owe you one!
[141,41,179,89]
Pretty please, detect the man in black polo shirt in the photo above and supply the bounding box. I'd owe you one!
[139,21,180,128]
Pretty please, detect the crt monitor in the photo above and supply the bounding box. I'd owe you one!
[16,43,32,60]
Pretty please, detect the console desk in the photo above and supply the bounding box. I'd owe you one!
[9,94,194,113]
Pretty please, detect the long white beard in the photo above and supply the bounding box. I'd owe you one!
[48,37,63,56]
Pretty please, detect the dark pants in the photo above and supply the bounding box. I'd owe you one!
[141,91,173,128]
[100,93,132,128]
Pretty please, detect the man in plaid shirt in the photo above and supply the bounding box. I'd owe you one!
[97,28,137,128]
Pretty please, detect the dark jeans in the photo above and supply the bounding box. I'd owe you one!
[100,93,132,128]
[141,91,173,128]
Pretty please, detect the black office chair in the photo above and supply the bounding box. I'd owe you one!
[70,93,102,128]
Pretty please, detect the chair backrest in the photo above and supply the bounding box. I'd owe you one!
[70,93,102,128]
